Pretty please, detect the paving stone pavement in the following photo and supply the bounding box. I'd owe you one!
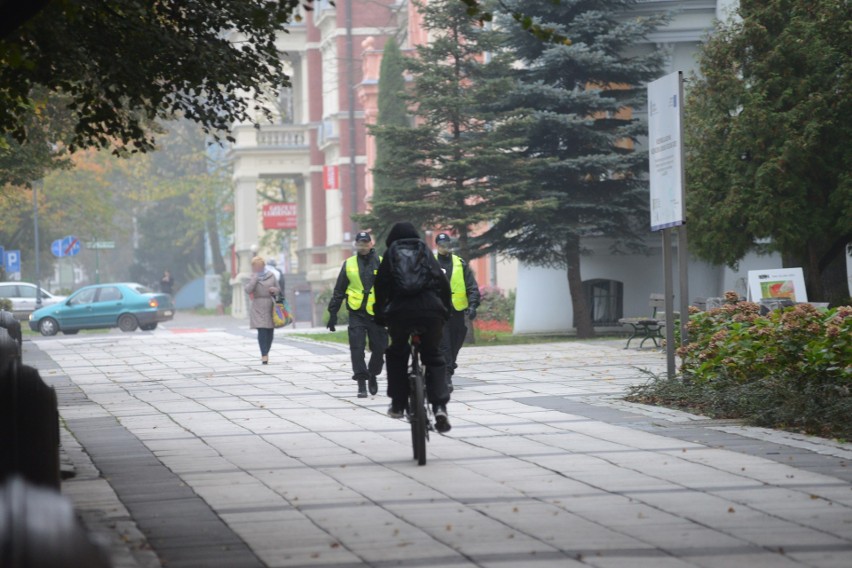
[26,327,852,568]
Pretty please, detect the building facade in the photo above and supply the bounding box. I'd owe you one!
[229,0,516,323]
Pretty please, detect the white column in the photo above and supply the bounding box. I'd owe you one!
[232,176,259,318]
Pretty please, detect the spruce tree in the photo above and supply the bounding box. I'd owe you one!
[366,37,412,245]
[356,0,519,260]
[476,0,666,338]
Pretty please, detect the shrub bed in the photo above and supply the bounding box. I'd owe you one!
[628,295,852,439]
[474,287,515,332]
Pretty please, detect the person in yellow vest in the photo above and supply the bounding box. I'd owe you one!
[435,233,480,393]
[327,232,388,398]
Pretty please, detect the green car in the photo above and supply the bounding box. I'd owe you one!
[29,282,175,336]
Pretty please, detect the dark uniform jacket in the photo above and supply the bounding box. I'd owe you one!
[436,253,481,312]
[328,249,381,315]
[373,224,451,321]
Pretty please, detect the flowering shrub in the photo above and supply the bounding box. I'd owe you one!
[476,287,515,325]
[630,293,852,438]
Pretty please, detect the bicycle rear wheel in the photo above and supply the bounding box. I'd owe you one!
[410,369,427,466]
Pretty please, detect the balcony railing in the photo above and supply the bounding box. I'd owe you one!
[255,125,308,148]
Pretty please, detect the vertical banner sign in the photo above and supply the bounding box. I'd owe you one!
[648,71,685,231]
[323,165,339,190]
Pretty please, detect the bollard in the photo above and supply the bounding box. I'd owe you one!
[0,360,60,490]
[0,476,112,568]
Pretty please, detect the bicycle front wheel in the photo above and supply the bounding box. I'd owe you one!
[410,370,427,466]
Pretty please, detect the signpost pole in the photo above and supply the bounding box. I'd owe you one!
[648,71,688,380]
[33,180,42,307]
[662,229,676,379]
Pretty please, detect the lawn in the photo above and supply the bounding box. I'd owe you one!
[293,329,623,346]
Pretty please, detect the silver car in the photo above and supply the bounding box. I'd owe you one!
[0,282,67,320]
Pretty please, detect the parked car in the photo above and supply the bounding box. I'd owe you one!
[29,283,175,336]
[0,282,67,320]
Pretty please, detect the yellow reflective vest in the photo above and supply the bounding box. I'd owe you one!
[345,255,379,315]
[438,253,469,312]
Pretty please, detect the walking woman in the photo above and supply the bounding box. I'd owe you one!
[244,256,280,364]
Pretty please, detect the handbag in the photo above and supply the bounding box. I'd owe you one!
[272,295,293,328]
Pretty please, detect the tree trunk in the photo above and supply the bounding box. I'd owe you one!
[207,216,227,275]
[804,241,825,301]
[820,244,851,306]
[566,236,594,338]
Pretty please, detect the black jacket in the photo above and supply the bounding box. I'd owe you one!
[327,249,381,315]
[373,223,451,321]
[436,253,480,312]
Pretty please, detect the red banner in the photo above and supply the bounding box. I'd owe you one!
[262,203,297,230]
[323,165,339,190]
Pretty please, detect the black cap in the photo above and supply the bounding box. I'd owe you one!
[435,233,452,244]
[355,231,372,242]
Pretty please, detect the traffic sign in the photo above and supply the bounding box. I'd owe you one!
[63,236,81,256]
[51,239,64,257]
[51,236,81,257]
[0,246,5,267]
[86,241,115,250]
[5,250,21,273]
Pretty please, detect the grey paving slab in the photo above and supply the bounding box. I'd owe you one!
[25,326,852,568]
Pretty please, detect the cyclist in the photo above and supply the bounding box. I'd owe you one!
[373,222,453,433]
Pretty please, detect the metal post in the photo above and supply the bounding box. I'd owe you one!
[676,73,689,347]
[677,226,689,345]
[345,0,359,233]
[33,180,42,307]
[662,229,676,379]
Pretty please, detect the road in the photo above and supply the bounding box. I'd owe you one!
[25,312,852,568]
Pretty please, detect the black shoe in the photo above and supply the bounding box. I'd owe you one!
[357,379,368,398]
[368,374,378,396]
[433,405,451,433]
[387,403,406,419]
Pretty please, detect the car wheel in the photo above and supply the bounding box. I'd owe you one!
[140,323,158,331]
[118,314,139,332]
[39,318,59,337]
[62,330,79,335]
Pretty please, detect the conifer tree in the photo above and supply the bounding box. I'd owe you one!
[475,0,666,337]
[366,37,412,245]
[356,0,519,260]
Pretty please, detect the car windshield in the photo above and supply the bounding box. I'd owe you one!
[131,284,154,294]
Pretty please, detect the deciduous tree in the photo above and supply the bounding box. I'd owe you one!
[685,0,852,304]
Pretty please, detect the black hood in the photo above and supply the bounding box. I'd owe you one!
[385,222,420,247]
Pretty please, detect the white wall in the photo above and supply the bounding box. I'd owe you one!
[513,242,784,334]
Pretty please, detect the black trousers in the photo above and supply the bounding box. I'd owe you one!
[257,328,274,356]
[385,315,448,407]
[347,311,388,381]
[440,310,467,379]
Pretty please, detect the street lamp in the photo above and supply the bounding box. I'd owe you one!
[33,179,42,308]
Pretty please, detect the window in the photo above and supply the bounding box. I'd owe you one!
[98,287,123,302]
[578,279,623,327]
[17,285,37,299]
[0,284,18,298]
[69,288,97,306]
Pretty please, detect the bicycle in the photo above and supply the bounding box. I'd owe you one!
[408,332,433,466]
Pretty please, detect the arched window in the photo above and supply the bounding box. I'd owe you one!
[579,279,623,327]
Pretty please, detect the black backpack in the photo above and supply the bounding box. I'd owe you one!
[387,238,433,296]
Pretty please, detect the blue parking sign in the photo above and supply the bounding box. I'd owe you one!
[0,247,5,267]
[5,250,21,273]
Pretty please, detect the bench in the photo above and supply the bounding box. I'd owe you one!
[618,294,667,349]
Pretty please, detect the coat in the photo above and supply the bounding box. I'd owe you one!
[244,271,278,329]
